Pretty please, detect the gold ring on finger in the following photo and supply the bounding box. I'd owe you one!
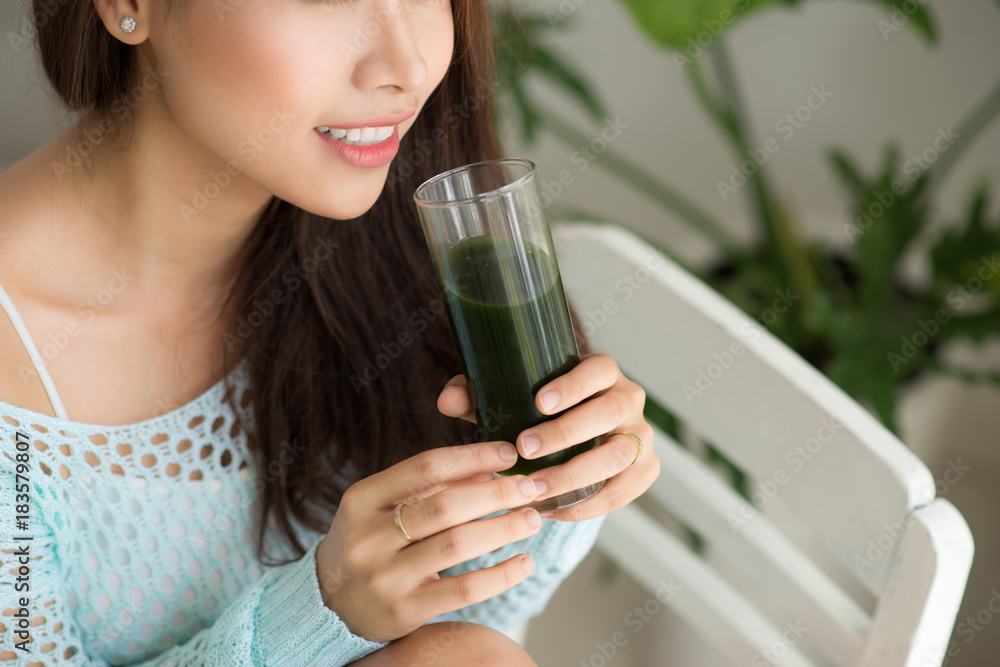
[393,501,421,543]
[611,430,643,467]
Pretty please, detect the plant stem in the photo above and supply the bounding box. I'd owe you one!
[686,58,737,143]
[928,75,1000,191]
[703,39,817,307]
[535,110,749,261]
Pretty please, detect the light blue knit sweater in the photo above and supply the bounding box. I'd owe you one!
[0,356,606,665]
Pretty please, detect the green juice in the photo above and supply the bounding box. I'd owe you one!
[440,235,600,476]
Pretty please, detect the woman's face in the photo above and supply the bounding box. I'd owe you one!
[141,0,454,220]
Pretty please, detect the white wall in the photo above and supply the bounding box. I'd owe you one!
[502,0,1000,267]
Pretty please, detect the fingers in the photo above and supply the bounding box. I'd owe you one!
[401,471,496,505]
[540,444,661,522]
[531,353,621,417]
[395,473,545,544]
[515,382,643,460]
[356,441,519,510]
[437,375,475,423]
[411,513,541,616]
[524,429,650,506]
[444,472,496,487]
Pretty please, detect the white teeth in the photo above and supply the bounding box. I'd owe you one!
[317,125,348,139]
[319,124,394,145]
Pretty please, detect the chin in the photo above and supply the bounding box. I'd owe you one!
[294,184,385,221]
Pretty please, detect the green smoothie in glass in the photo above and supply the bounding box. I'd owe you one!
[440,234,601,476]
[414,157,605,511]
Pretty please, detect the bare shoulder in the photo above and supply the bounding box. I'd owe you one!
[0,139,77,416]
[0,134,66,242]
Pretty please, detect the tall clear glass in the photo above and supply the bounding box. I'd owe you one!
[413,158,605,513]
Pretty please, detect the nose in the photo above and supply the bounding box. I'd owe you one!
[350,4,429,94]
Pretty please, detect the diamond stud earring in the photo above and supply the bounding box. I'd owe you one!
[120,16,136,33]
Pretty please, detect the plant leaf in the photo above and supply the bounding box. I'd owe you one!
[866,0,937,43]
[527,47,608,121]
[491,6,608,147]
[616,0,935,50]
[930,186,1000,304]
[617,0,788,49]
[826,143,931,313]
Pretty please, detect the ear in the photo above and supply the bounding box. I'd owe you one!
[92,0,152,44]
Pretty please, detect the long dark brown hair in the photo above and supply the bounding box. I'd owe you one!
[32,0,590,565]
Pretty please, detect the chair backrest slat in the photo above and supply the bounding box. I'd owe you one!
[552,220,935,595]
[856,499,974,666]
[648,425,870,665]
[596,502,817,667]
[550,220,973,666]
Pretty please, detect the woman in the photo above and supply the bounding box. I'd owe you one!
[0,0,659,664]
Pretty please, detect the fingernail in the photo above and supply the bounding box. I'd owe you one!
[522,435,539,457]
[530,477,548,496]
[522,555,534,573]
[519,477,536,496]
[540,390,559,412]
[499,442,518,462]
[524,508,541,528]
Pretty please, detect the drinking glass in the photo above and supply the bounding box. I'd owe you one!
[413,158,605,513]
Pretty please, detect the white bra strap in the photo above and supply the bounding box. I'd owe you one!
[0,279,70,420]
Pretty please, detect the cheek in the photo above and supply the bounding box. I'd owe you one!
[150,0,456,220]
[154,2,346,169]
[422,8,455,92]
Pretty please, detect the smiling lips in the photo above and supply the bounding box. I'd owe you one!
[317,125,394,145]
[316,109,416,145]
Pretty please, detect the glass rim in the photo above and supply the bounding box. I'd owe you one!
[412,157,536,208]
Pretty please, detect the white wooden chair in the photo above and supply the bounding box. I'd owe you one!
[507,220,974,665]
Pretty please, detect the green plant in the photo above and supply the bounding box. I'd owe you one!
[490,1,1000,438]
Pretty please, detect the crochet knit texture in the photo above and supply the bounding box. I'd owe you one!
[0,356,607,665]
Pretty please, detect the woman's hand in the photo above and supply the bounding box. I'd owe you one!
[437,353,659,522]
[315,441,547,643]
